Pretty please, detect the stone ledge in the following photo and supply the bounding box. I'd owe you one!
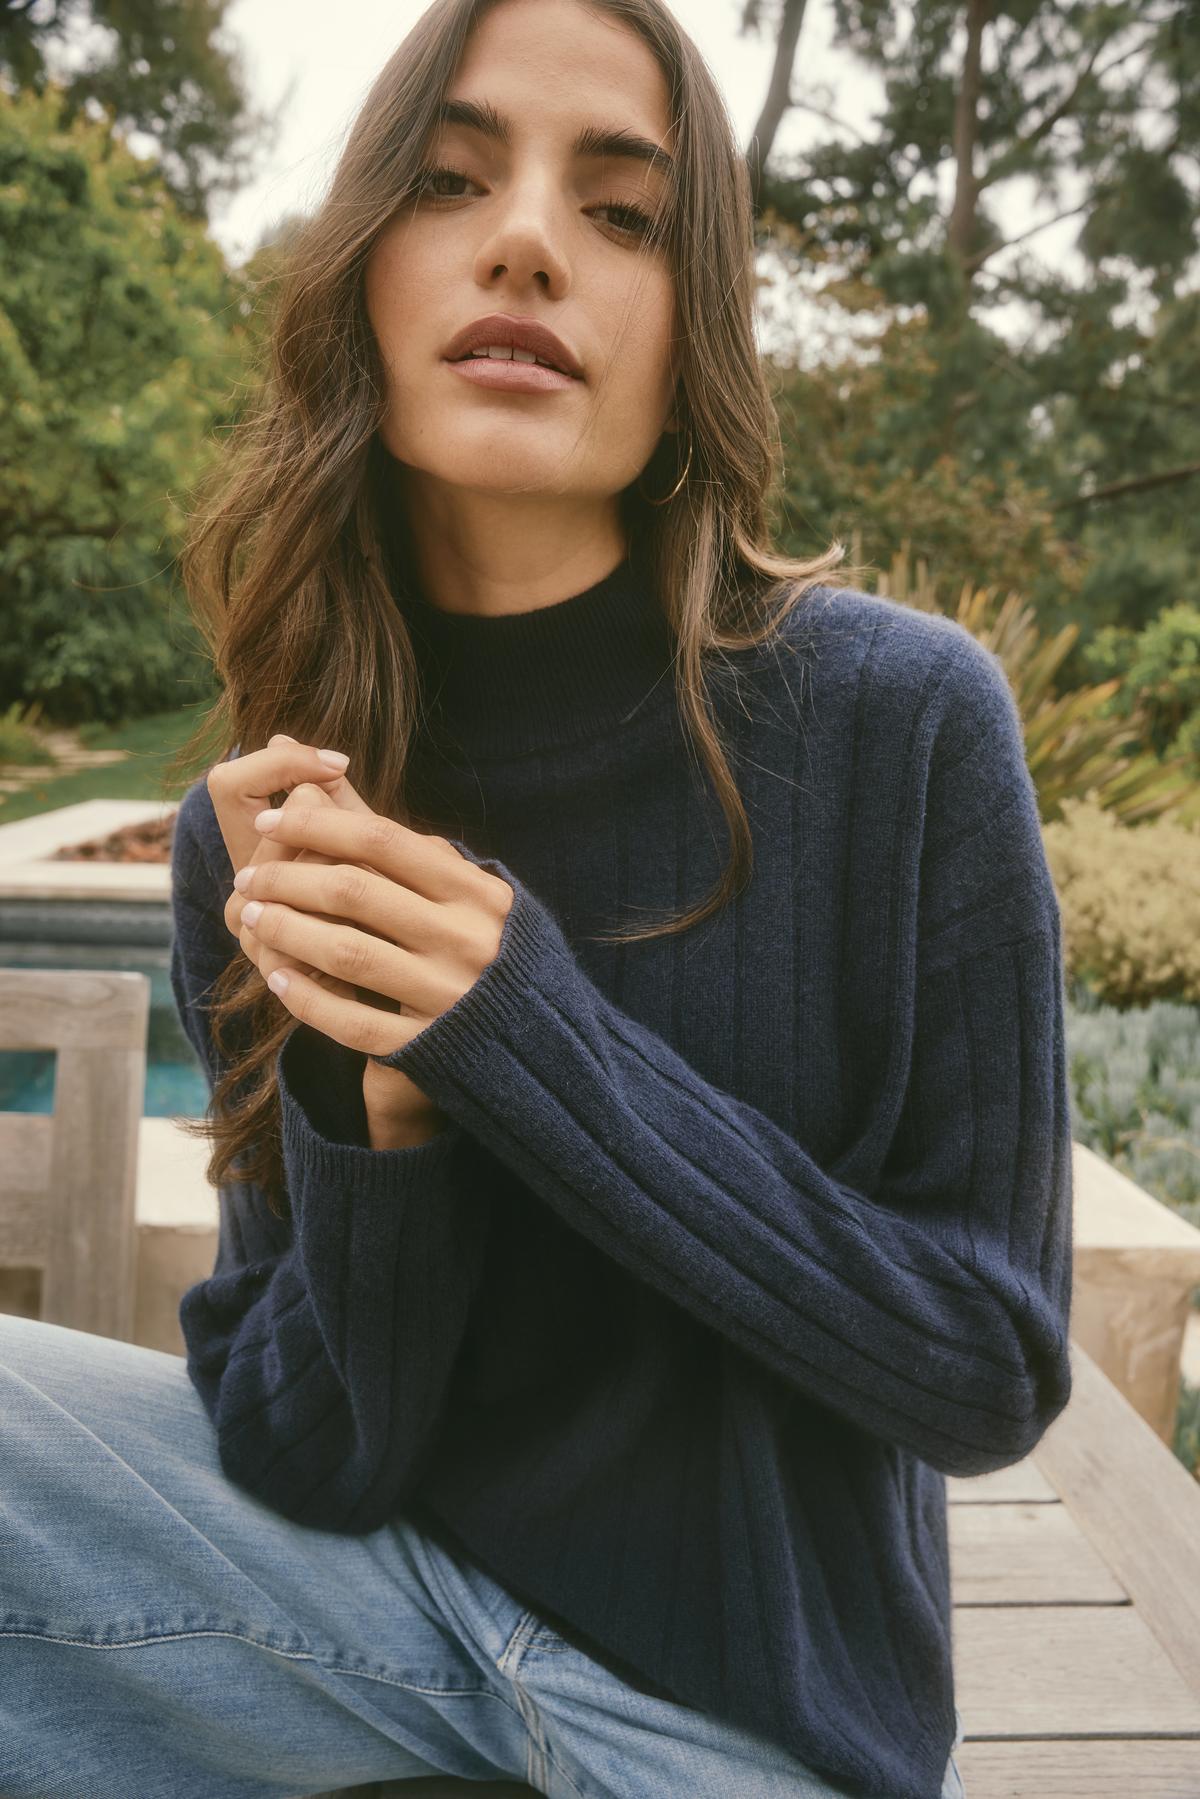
[0,798,176,901]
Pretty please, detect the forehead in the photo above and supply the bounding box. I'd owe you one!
[447,0,675,153]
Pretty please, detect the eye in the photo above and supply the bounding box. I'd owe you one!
[593,198,660,240]
[414,165,663,244]
[415,164,475,199]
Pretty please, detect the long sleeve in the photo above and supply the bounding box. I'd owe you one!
[372,635,1074,1479]
[168,781,493,1533]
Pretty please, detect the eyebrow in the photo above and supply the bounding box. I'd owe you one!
[435,97,676,184]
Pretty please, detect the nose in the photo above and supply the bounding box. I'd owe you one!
[472,173,571,294]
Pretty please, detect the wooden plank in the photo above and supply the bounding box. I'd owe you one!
[949,1499,1126,1604]
[1,970,148,1342]
[0,967,149,1051]
[953,1607,1200,1737]
[947,1459,1058,1503]
[956,1738,1200,1799]
[1032,1338,1200,1699]
[0,1113,52,1205]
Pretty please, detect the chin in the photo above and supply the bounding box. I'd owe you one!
[444,454,586,497]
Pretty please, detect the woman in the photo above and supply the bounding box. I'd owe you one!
[0,0,1073,1794]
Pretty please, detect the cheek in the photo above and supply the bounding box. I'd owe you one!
[364,232,428,381]
[606,284,678,418]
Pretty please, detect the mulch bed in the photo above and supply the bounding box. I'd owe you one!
[50,812,178,863]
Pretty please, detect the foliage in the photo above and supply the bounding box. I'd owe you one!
[765,316,1089,625]
[849,542,1200,828]
[0,0,279,221]
[1047,800,1200,1007]
[0,81,246,724]
[1080,605,1200,775]
[0,699,53,766]
[750,0,1200,685]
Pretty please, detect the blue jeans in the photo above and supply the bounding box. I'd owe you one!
[0,1314,965,1798]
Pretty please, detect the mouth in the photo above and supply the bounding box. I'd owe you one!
[444,353,580,393]
[441,315,585,380]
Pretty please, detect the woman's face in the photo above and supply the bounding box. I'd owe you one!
[364,0,679,512]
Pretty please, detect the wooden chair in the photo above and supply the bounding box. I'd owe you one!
[0,967,148,1340]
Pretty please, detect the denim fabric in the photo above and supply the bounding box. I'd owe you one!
[0,1314,966,1798]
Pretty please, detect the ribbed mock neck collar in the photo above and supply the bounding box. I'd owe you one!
[400,541,677,760]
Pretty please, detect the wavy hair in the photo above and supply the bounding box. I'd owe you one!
[166,0,864,1221]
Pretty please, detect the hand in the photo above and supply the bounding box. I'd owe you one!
[206,734,444,1128]
[233,795,514,1121]
[229,781,362,1007]
[206,732,367,881]
[210,733,372,996]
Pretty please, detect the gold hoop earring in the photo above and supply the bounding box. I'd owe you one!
[638,426,693,506]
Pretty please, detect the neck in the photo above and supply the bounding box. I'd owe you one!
[398,478,628,620]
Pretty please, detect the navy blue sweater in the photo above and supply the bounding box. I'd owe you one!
[169,552,1074,1799]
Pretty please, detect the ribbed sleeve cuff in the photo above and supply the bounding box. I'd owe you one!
[277,1024,466,1222]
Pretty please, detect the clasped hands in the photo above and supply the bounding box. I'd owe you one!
[207,733,514,1132]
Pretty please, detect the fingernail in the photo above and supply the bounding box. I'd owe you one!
[233,866,254,891]
[316,749,349,769]
[242,900,263,926]
[254,808,282,830]
[267,969,290,996]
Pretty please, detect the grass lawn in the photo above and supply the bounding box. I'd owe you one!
[0,706,214,826]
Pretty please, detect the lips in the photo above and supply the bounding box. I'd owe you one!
[442,313,583,378]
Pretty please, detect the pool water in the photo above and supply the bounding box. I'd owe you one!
[0,944,209,1118]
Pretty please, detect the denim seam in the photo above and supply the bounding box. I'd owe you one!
[0,1627,518,1708]
[501,1616,591,1799]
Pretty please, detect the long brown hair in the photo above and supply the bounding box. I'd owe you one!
[167,0,864,1221]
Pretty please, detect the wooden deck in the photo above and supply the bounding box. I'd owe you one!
[948,1336,1200,1797]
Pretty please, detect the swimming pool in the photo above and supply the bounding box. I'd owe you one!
[0,937,209,1118]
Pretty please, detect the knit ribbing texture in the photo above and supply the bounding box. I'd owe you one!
[169,553,1074,1799]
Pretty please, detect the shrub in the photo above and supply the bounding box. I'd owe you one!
[1081,603,1200,773]
[863,542,1198,827]
[1065,981,1200,1227]
[1045,798,1200,1004]
[0,699,54,767]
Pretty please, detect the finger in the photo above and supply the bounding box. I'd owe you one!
[207,738,357,875]
[253,804,481,906]
[242,899,444,1016]
[209,735,350,801]
[233,857,430,953]
[224,782,346,943]
[263,963,426,1060]
[240,922,359,1006]
[267,737,374,814]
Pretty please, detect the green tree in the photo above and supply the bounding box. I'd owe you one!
[1082,603,1200,773]
[0,80,251,723]
[0,0,282,220]
[743,0,1200,677]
